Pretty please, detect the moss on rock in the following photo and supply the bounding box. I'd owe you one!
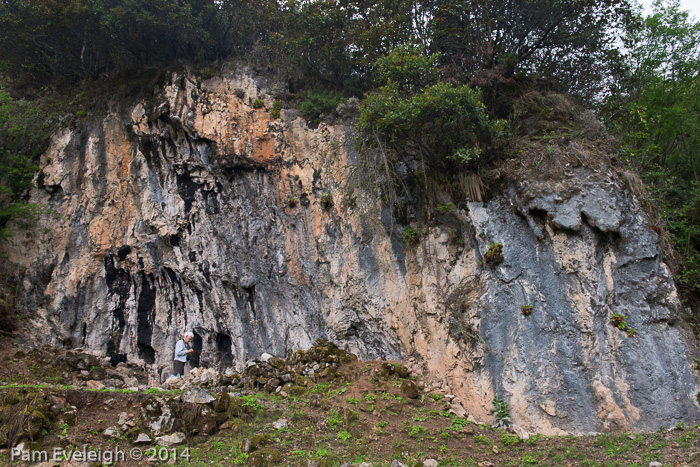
[247,447,282,466]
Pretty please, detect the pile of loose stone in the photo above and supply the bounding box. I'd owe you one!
[163,340,357,395]
[132,341,361,448]
[2,347,149,391]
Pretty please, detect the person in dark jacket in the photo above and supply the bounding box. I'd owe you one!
[172,331,194,377]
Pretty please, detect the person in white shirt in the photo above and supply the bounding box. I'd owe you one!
[172,331,194,377]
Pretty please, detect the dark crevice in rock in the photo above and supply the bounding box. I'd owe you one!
[104,255,130,354]
[242,285,256,317]
[216,332,234,368]
[202,189,219,214]
[139,137,163,179]
[176,170,201,214]
[190,329,203,368]
[136,274,157,364]
[117,245,131,260]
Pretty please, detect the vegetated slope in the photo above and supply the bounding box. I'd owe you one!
[1,339,700,467]
[1,68,698,435]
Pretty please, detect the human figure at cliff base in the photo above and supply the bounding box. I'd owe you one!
[172,331,194,378]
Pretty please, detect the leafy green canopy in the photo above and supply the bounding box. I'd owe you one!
[358,47,507,167]
[0,0,280,88]
[351,47,507,212]
[430,0,634,100]
[0,88,63,238]
[604,0,700,297]
[300,89,345,125]
[0,0,634,99]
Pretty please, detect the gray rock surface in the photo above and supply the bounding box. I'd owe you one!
[134,433,152,444]
[4,69,699,433]
[181,387,215,404]
[102,426,120,438]
[272,419,288,430]
[140,397,175,435]
[156,432,186,446]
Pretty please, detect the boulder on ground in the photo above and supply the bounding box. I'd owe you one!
[134,433,152,444]
[156,432,186,446]
[103,426,121,438]
[85,380,105,390]
[181,387,215,404]
[272,419,288,430]
[140,396,176,435]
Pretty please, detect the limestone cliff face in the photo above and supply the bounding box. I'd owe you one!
[6,70,699,433]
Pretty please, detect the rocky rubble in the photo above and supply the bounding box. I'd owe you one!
[161,340,357,395]
[1,347,148,391]
[134,342,366,441]
[6,336,699,466]
[0,339,507,455]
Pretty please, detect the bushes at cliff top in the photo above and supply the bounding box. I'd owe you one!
[358,81,508,167]
[0,0,633,99]
[350,46,508,218]
[357,47,508,171]
[300,90,344,126]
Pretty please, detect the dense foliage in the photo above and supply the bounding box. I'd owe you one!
[603,0,700,302]
[358,47,507,168]
[0,0,282,88]
[431,0,634,100]
[351,47,507,212]
[0,0,634,96]
[0,89,64,238]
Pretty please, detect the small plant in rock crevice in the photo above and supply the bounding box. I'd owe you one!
[611,312,627,331]
[271,100,283,119]
[286,197,297,209]
[448,229,465,247]
[627,327,636,338]
[253,98,264,109]
[403,227,418,247]
[521,304,533,315]
[436,202,454,214]
[484,242,504,265]
[320,193,333,210]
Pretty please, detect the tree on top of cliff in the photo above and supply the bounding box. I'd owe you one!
[430,0,634,101]
[603,0,700,299]
[0,0,634,100]
[0,0,280,88]
[275,0,635,99]
[351,46,509,215]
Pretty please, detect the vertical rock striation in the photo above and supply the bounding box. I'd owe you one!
[5,70,698,433]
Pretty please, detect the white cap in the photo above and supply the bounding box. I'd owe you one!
[184,331,194,338]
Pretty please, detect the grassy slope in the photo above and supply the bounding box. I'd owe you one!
[0,338,699,467]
